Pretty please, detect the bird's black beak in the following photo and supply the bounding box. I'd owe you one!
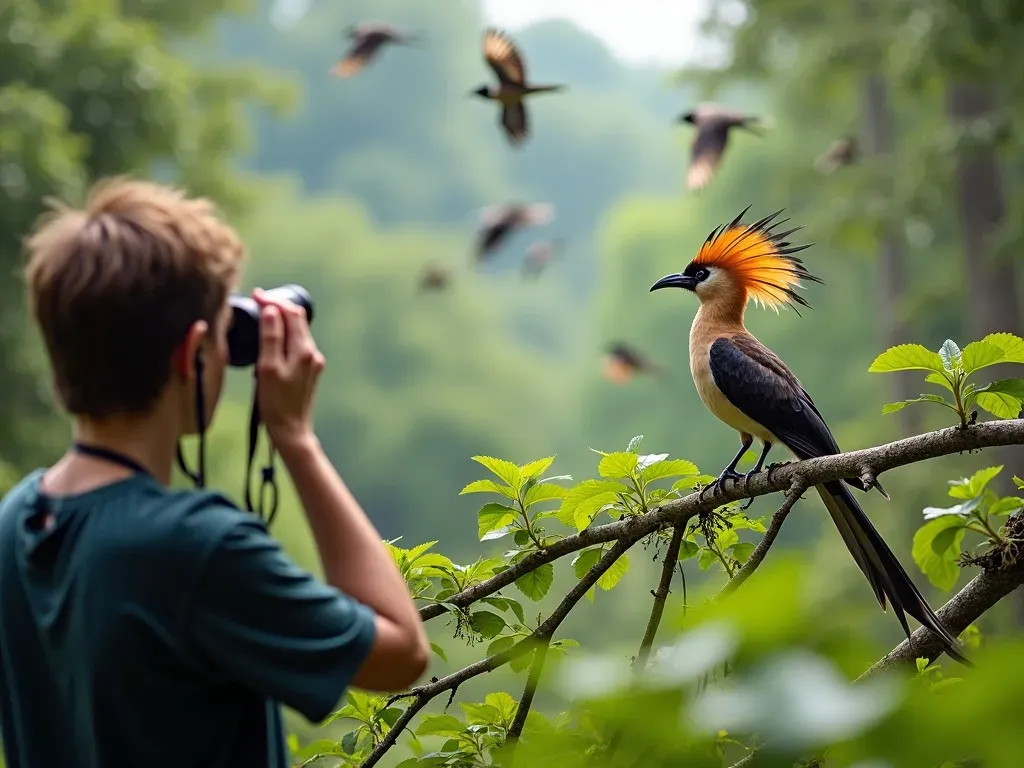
[650,273,697,292]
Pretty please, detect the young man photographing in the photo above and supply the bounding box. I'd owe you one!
[0,178,429,767]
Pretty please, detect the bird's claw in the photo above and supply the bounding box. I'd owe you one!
[700,467,742,503]
[739,468,759,511]
[765,461,792,483]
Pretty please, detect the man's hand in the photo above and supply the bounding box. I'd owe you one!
[252,287,325,450]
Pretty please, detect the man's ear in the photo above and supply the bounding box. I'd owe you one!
[174,319,210,381]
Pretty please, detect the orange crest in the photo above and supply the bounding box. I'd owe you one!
[693,207,822,312]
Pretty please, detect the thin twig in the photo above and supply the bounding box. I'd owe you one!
[420,420,1024,623]
[505,640,550,743]
[635,525,688,670]
[713,482,808,602]
[361,539,637,767]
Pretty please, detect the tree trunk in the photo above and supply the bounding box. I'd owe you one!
[861,72,920,435]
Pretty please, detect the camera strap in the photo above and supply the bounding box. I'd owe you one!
[72,442,153,477]
[243,378,279,526]
[176,351,206,489]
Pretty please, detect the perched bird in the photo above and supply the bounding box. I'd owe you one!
[471,28,566,146]
[418,263,451,293]
[676,104,766,191]
[816,135,859,173]
[648,207,968,665]
[603,342,665,384]
[522,238,564,279]
[331,23,421,79]
[474,203,554,263]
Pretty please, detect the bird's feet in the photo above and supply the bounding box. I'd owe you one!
[765,461,793,483]
[699,466,743,503]
[739,468,761,511]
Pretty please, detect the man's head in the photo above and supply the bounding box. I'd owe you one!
[23,177,246,435]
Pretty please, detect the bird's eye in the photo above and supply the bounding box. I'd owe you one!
[695,268,710,281]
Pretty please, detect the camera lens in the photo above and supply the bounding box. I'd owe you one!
[226,285,315,368]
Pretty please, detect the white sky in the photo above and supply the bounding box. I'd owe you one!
[480,0,710,67]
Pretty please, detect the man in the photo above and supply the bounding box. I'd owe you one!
[0,178,430,767]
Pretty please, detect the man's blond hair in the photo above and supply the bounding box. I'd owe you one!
[23,177,247,418]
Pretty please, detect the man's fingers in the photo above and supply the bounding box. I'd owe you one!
[256,304,285,373]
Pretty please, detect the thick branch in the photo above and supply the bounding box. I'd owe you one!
[634,525,688,670]
[713,482,807,602]
[421,420,1024,623]
[363,539,637,767]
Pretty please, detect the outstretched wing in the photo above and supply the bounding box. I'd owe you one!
[501,102,529,144]
[483,28,527,85]
[686,121,730,191]
[332,35,385,78]
[708,334,840,460]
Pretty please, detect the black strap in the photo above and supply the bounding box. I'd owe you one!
[176,352,207,488]
[72,442,152,477]
[244,378,279,526]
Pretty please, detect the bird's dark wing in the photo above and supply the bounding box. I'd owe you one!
[333,34,385,77]
[686,122,729,190]
[501,102,529,144]
[483,28,527,84]
[476,220,514,260]
[708,335,840,459]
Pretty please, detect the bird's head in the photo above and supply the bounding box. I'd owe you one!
[649,207,822,316]
[470,85,490,99]
[677,111,696,124]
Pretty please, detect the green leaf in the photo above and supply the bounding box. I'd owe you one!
[881,394,952,414]
[981,332,1024,364]
[678,539,700,560]
[923,496,982,520]
[510,648,535,673]
[342,730,359,754]
[975,379,1024,419]
[519,456,555,481]
[597,552,630,591]
[913,516,967,591]
[482,596,526,624]
[979,378,1024,399]
[715,527,739,550]
[868,344,944,374]
[430,643,448,662]
[416,714,466,737]
[948,466,1003,499]
[698,548,719,571]
[470,610,507,639]
[640,458,700,485]
[460,479,516,499]
[961,340,1006,374]
[727,514,767,533]
[557,480,632,529]
[988,496,1024,516]
[379,707,404,728]
[471,456,522,489]
[1014,476,1024,490]
[925,372,955,392]
[636,453,670,470]
[515,562,554,601]
[598,452,639,479]
[459,702,502,725]
[477,503,517,540]
[487,636,517,658]
[939,339,963,373]
[627,434,644,452]
[572,547,602,579]
[523,483,569,507]
[729,542,756,564]
[573,492,622,530]
[484,692,518,724]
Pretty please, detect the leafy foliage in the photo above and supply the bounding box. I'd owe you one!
[870,333,1024,425]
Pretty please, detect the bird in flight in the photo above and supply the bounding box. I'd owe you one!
[816,135,859,173]
[471,28,566,146]
[676,104,766,191]
[332,23,421,79]
[418,262,451,293]
[603,342,665,384]
[648,207,969,665]
[522,238,564,279]
[474,203,554,263]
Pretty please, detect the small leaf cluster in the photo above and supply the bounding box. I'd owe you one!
[869,332,1024,426]
[290,690,400,766]
[912,466,1024,590]
[398,691,523,767]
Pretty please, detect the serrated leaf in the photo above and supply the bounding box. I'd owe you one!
[641,458,700,485]
[925,372,955,392]
[636,453,670,470]
[913,516,966,591]
[573,492,622,531]
[416,714,466,737]
[981,332,1024,364]
[881,394,952,415]
[471,456,522,489]
[948,466,1003,499]
[572,547,602,579]
[979,378,1024,399]
[868,344,944,374]
[558,480,632,524]
[484,692,518,724]
[923,496,982,520]
[939,340,963,372]
[519,457,555,481]
[460,702,502,726]
[482,596,526,624]
[727,514,767,533]
[597,552,630,591]
[524,483,569,507]
[477,503,518,540]
[714,527,739,550]
[961,340,1006,375]
[430,642,448,662]
[598,452,639,479]
[988,496,1024,516]
[515,562,554,601]
[977,391,1023,419]
[470,610,507,639]
[678,540,700,560]
[460,479,516,499]
[627,435,644,452]
[729,541,756,564]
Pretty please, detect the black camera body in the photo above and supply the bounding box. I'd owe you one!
[227,284,315,368]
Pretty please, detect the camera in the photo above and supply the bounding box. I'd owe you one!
[227,284,315,368]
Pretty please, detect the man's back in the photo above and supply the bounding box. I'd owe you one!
[0,470,376,768]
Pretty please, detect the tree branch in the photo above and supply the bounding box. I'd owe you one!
[506,640,549,742]
[634,525,688,670]
[713,482,808,602]
[420,420,1024,623]
[361,539,637,767]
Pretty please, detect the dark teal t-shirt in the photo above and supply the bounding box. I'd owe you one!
[0,469,377,768]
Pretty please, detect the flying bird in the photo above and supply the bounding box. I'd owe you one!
[816,135,859,173]
[648,207,969,665]
[603,342,665,384]
[676,104,766,191]
[418,263,451,292]
[471,28,566,146]
[332,23,421,79]
[522,238,564,279]
[474,203,554,263]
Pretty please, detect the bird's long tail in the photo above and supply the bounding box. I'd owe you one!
[816,481,970,665]
[740,114,772,136]
[525,84,567,95]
